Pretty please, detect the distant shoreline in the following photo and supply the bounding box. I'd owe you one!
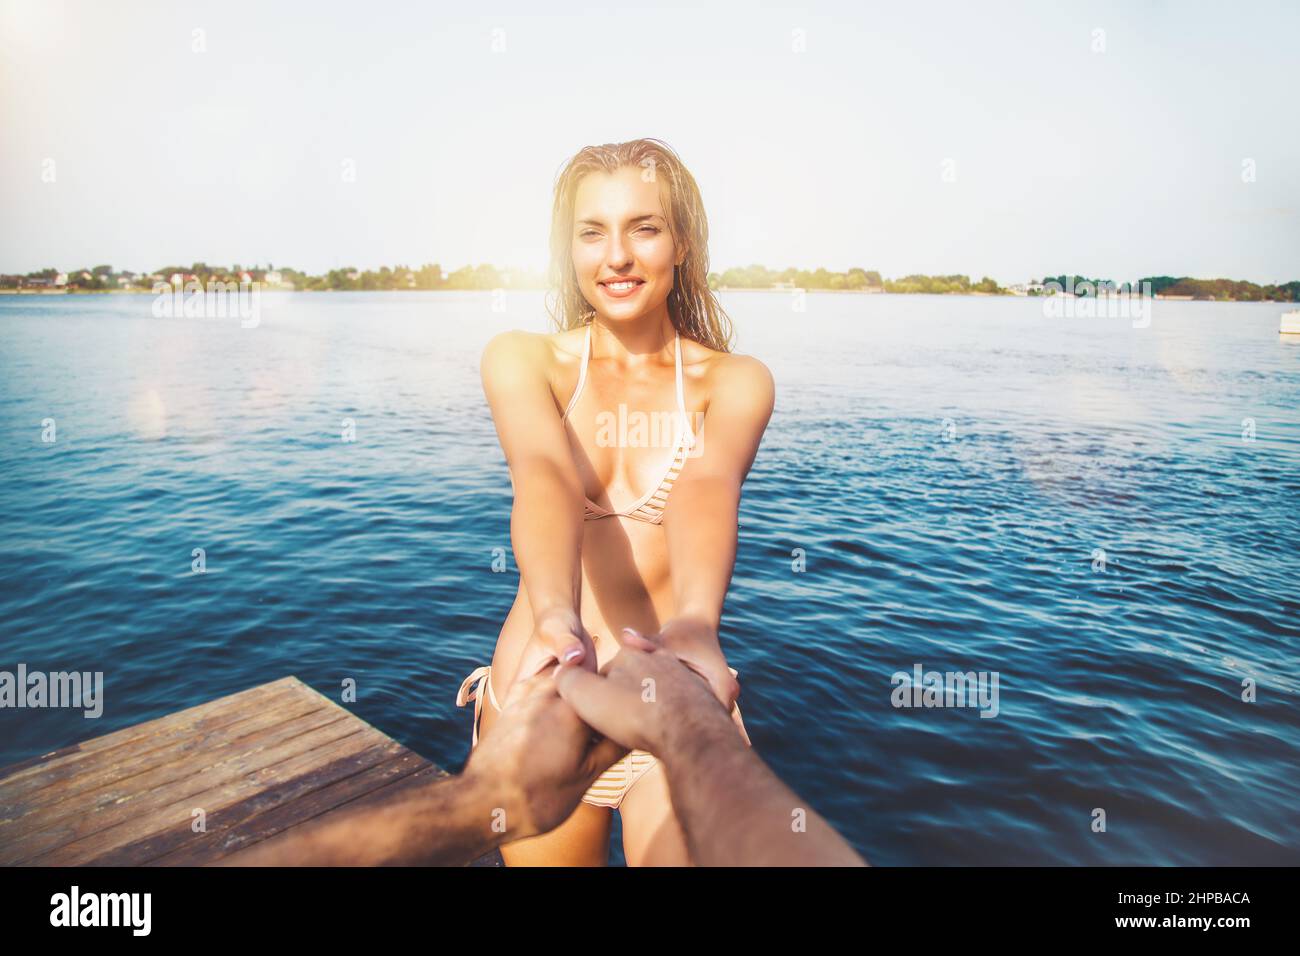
[8,265,1296,303]
[3,287,1296,304]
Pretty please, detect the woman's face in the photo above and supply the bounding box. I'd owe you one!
[570,165,683,324]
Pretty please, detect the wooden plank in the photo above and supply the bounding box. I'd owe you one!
[0,677,309,781]
[0,705,356,862]
[11,715,379,865]
[0,677,496,867]
[152,750,439,865]
[0,678,312,798]
[0,692,327,823]
[49,733,410,868]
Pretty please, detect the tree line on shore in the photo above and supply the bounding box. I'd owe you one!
[4,262,1297,301]
[710,264,1004,293]
[1,263,520,292]
[1040,274,1300,302]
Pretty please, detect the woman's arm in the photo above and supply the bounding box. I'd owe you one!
[660,353,775,700]
[480,331,593,672]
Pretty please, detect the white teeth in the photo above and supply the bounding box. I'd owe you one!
[606,281,639,290]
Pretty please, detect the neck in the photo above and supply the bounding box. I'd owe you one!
[589,303,676,369]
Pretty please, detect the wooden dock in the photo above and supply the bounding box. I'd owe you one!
[0,676,502,866]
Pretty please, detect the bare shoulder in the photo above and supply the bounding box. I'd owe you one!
[479,329,588,423]
[481,328,544,367]
[480,328,582,379]
[480,329,527,372]
[686,339,775,415]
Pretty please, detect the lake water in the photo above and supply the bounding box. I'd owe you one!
[1,290,1297,865]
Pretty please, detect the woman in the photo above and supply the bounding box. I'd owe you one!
[457,138,775,866]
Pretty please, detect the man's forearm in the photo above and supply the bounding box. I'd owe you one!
[214,772,506,867]
[512,462,583,614]
[661,723,866,866]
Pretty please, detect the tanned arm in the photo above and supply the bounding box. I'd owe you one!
[480,331,594,675]
[659,353,775,704]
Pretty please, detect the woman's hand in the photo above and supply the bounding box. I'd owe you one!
[645,616,739,712]
[512,606,597,687]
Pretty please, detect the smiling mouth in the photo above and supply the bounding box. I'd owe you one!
[598,278,645,297]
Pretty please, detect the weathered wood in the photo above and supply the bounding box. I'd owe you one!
[22,720,388,865]
[142,749,434,866]
[2,709,365,864]
[0,693,329,824]
[0,676,503,867]
[0,678,305,796]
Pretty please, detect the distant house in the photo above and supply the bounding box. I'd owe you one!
[55,273,68,287]
[771,280,796,290]
[264,270,283,285]
[1009,282,1046,296]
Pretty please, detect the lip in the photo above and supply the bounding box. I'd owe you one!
[598,277,645,299]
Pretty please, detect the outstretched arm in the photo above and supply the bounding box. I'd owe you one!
[660,354,775,704]
[214,671,627,866]
[480,331,594,676]
[213,769,505,867]
[662,706,863,867]
[554,635,865,867]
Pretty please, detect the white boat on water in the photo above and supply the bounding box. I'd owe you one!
[1282,309,1300,335]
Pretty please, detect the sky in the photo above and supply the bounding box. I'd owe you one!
[2,0,1297,284]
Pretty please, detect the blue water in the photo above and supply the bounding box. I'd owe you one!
[1,290,1297,865]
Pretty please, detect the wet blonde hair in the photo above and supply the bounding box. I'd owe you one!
[545,137,735,353]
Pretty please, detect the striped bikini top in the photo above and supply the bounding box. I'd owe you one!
[562,322,697,525]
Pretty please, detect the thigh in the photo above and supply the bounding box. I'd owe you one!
[499,801,612,867]
[477,687,613,866]
[617,759,693,867]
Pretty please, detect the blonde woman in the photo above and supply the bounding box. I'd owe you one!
[457,138,775,866]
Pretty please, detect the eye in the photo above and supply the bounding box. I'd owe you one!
[636,226,660,235]
[579,230,600,239]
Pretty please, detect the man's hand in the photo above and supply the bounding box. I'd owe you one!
[213,669,625,866]
[463,667,625,840]
[555,632,868,867]
[551,628,743,758]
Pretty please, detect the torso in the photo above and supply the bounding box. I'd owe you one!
[489,324,725,689]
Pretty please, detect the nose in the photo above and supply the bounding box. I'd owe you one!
[604,232,633,271]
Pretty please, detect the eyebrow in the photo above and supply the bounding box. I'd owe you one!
[575,214,666,227]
